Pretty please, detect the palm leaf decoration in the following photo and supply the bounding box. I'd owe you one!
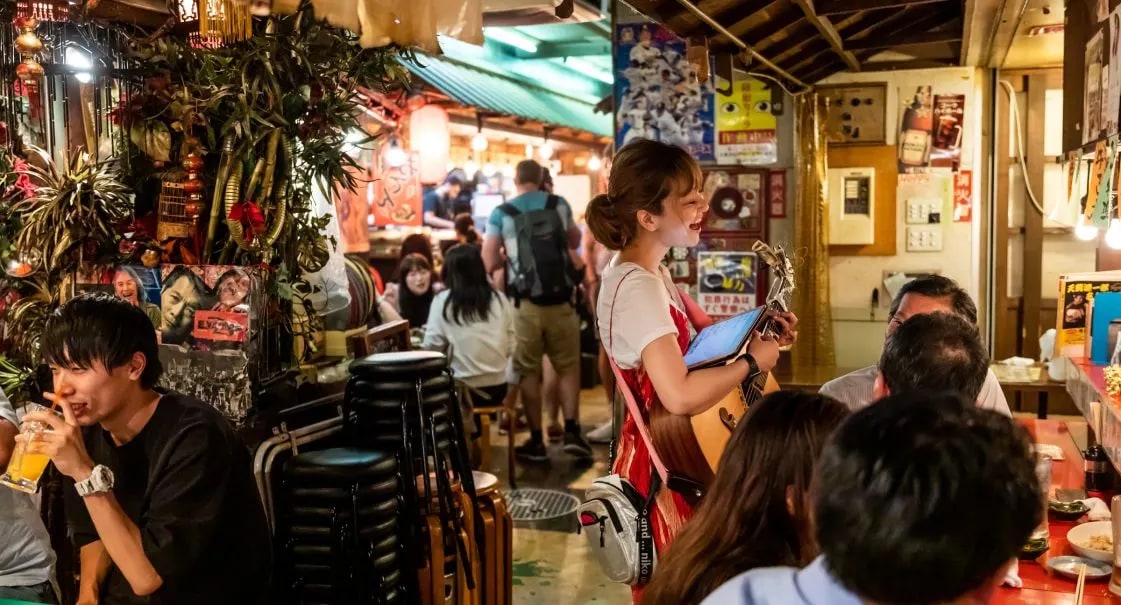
[12,148,132,273]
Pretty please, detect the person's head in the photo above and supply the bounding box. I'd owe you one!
[443,174,464,199]
[161,266,210,344]
[442,244,495,326]
[396,253,436,328]
[215,268,251,309]
[887,274,977,336]
[814,392,1040,604]
[112,266,148,306]
[515,160,543,193]
[874,312,989,402]
[453,213,479,245]
[42,292,163,426]
[644,392,850,605]
[539,168,554,193]
[400,233,435,267]
[585,138,706,251]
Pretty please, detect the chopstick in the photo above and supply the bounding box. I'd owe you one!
[1075,562,1087,605]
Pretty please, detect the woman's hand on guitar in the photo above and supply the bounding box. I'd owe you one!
[747,332,781,373]
[768,311,799,347]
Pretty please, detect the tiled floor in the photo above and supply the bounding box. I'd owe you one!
[480,387,631,605]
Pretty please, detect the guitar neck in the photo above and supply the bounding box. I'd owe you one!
[743,369,769,406]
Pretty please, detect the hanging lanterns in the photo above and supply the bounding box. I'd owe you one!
[13,16,44,83]
[175,0,253,46]
[408,104,450,185]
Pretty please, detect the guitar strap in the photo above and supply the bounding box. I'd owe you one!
[604,268,670,485]
[675,287,711,332]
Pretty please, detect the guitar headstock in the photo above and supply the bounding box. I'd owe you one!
[752,241,795,312]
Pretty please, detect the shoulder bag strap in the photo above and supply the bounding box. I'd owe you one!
[603,268,670,484]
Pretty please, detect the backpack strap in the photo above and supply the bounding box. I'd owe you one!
[498,203,521,217]
[545,194,560,210]
[603,269,670,485]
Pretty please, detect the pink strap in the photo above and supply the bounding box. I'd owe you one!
[676,288,712,331]
[605,269,670,484]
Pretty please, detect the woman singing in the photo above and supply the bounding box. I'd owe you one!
[585,139,797,600]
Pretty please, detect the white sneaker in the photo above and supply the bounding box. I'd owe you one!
[586,421,614,444]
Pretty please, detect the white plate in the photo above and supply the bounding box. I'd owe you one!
[1047,556,1112,579]
[1067,521,1114,562]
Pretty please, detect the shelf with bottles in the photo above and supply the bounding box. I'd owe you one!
[1065,356,1121,475]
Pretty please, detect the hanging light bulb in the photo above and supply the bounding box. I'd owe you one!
[1107,219,1121,249]
[524,144,534,159]
[1075,215,1100,241]
[539,140,554,160]
[472,132,488,152]
[588,155,602,171]
[384,138,408,168]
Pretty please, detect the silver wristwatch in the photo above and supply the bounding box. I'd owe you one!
[75,464,114,497]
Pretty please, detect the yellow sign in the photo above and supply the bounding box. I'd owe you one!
[715,77,777,165]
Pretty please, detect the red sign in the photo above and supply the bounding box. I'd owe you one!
[953,170,973,223]
[769,170,787,218]
[372,149,422,227]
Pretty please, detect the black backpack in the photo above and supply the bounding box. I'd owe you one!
[499,195,576,303]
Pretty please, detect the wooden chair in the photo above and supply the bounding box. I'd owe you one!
[348,319,411,358]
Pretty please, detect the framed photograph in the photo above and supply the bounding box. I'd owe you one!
[818,83,888,146]
[702,168,767,235]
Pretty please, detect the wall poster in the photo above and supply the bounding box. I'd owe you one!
[1108,7,1121,136]
[1086,31,1105,145]
[702,169,766,234]
[953,170,973,222]
[696,250,759,318]
[897,86,934,173]
[931,94,965,168]
[334,164,372,254]
[714,76,777,165]
[614,23,715,160]
[768,169,787,218]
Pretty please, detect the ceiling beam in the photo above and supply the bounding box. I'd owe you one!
[790,0,861,71]
[846,29,963,50]
[817,0,949,15]
[860,58,962,70]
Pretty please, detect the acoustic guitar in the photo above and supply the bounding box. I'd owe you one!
[650,242,797,490]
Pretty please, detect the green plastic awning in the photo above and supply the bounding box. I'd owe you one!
[400,53,612,138]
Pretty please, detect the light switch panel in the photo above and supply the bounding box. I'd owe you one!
[905,226,943,251]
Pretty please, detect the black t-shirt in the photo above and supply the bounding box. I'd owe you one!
[65,393,271,605]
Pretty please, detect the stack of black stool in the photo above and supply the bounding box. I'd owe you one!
[347,351,482,604]
[276,447,411,604]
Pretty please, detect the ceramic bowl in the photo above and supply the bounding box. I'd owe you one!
[1067,521,1114,562]
[1046,555,1111,580]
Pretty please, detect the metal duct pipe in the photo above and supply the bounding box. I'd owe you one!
[671,0,810,90]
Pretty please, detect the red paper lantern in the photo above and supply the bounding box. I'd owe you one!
[408,104,450,185]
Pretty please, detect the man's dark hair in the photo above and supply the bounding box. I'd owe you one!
[42,292,163,389]
[888,274,978,325]
[444,174,464,188]
[815,392,1040,604]
[879,312,989,401]
[515,160,543,187]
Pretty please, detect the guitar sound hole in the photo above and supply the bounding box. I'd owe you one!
[719,408,736,432]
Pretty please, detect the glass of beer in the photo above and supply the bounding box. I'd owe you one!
[0,403,53,493]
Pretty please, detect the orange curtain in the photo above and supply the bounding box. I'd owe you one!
[791,93,835,371]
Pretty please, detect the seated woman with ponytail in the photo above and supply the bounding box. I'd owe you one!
[643,391,850,605]
[587,139,798,601]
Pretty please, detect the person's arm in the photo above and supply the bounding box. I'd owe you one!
[483,235,504,275]
[79,492,163,595]
[377,293,403,323]
[77,541,112,604]
[422,295,447,352]
[640,332,780,416]
[424,212,455,229]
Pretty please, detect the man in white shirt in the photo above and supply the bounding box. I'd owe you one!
[820,274,1011,416]
[0,393,58,604]
[872,312,990,403]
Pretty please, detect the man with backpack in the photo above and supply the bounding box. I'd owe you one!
[483,160,593,462]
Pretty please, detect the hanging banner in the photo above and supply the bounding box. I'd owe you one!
[769,170,787,218]
[334,164,372,253]
[1085,31,1105,145]
[931,94,965,169]
[372,149,422,227]
[1094,137,1120,228]
[1108,7,1121,135]
[1086,139,1109,221]
[714,77,777,165]
[614,23,714,161]
[953,170,972,222]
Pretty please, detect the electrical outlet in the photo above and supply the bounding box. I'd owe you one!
[906,226,943,252]
[906,199,942,224]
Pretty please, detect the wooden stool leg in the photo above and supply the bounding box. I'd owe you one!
[478,414,492,471]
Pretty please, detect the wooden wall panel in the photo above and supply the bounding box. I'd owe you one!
[827,144,897,256]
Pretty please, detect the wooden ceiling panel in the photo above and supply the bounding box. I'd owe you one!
[621,0,966,86]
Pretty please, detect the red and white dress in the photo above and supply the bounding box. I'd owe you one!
[597,260,696,601]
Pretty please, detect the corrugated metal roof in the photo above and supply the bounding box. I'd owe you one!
[399,53,612,137]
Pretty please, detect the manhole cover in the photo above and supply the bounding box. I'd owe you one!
[502,488,580,521]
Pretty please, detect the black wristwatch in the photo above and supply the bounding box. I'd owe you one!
[737,352,761,379]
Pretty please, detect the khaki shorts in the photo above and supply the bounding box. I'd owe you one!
[513,301,580,377]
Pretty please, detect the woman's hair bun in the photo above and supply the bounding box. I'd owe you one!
[586,193,628,251]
